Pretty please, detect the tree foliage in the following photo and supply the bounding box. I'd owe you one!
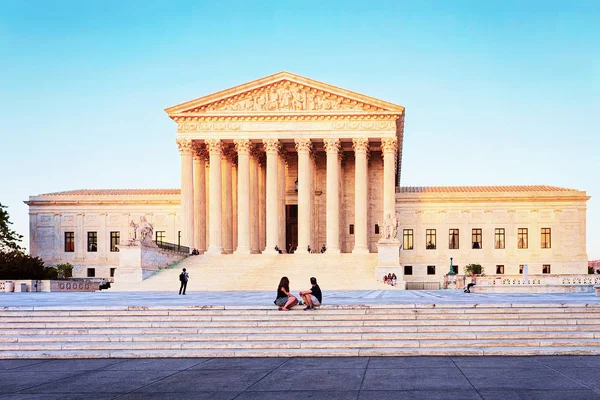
[56,263,73,279]
[0,250,56,280]
[0,203,24,253]
[464,264,485,276]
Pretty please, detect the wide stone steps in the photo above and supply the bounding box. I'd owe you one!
[111,253,382,291]
[3,304,600,357]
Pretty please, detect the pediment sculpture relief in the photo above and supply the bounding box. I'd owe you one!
[189,81,387,113]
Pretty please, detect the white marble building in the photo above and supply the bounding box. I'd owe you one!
[25,72,590,281]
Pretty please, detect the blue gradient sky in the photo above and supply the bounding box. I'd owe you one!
[0,0,598,258]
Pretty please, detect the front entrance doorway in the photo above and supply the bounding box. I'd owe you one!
[285,205,298,253]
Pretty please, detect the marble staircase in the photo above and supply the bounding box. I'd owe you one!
[2,303,600,358]
[110,253,383,291]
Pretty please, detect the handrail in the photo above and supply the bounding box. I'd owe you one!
[154,240,190,255]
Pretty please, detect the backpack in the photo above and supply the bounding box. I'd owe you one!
[179,272,185,282]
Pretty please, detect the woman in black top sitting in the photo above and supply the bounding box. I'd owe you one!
[274,276,298,311]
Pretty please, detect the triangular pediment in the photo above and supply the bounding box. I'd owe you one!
[165,71,404,117]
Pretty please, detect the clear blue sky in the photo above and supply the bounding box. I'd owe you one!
[0,0,598,258]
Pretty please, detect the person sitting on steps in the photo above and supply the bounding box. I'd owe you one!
[464,274,477,293]
[299,277,322,311]
[274,276,298,311]
[307,245,311,253]
[320,244,326,253]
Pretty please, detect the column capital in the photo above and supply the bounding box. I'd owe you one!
[222,146,237,163]
[294,138,313,154]
[176,138,194,155]
[205,138,222,155]
[262,138,281,154]
[352,138,370,153]
[234,139,253,155]
[323,138,341,154]
[380,136,398,154]
[193,143,208,161]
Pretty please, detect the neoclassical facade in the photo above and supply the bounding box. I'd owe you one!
[25,72,590,281]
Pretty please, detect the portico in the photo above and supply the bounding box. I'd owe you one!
[166,72,405,255]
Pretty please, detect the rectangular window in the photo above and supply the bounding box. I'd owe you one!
[541,228,551,249]
[375,224,379,234]
[518,228,528,249]
[450,264,458,274]
[64,232,75,252]
[110,231,120,252]
[519,264,524,274]
[404,265,413,275]
[87,231,97,252]
[495,228,505,249]
[426,229,436,249]
[155,231,166,243]
[449,229,459,249]
[543,264,551,274]
[349,224,354,235]
[87,268,95,278]
[496,265,505,274]
[427,265,436,275]
[403,229,414,250]
[472,229,482,249]
[110,268,116,278]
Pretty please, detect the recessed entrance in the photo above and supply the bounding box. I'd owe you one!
[285,204,298,253]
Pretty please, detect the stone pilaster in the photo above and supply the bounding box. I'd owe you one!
[352,138,370,254]
[262,139,281,254]
[324,138,341,254]
[193,144,208,253]
[177,138,194,252]
[205,138,223,254]
[381,136,398,223]
[234,139,252,254]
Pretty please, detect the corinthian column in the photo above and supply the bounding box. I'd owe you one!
[177,138,194,252]
[295,138,312,253]
[193,144,208,253]
[222,148,234,254]
[381,137,398,222]
[250,149,260,253]
[324,138,341,254]
[205,139,223,254]
[234,139,252,254]
[352,138,370,254]
[263,139,280,254]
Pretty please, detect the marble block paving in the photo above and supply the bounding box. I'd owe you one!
[2,356,600,399]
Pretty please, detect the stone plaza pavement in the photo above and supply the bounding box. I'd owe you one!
[2,356,600,399]
[2,290,600,308]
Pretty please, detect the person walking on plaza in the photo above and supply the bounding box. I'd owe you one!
[274,276,298,311]
[179,268,189,295]
[299,277,322,311]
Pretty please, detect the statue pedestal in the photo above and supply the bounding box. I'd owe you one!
[115,243,185,284]
[375,239,405,290]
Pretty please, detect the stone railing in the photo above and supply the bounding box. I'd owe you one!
[477,274,600,286]
[1,279,100,293]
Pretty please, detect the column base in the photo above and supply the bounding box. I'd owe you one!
[205,246,223,255]
[233,246,251,255]
[325,248,341,255]
[262,248,279,255]
[352,246,370,254]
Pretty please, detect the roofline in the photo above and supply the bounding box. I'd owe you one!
[164,71,405,116]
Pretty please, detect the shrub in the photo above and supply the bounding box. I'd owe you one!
[464,264,485,276]
[56,263,73,279]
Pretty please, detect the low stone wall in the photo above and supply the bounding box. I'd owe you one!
[472,284,594,294]
[115,244,187,283]
[1,280,100,293]
[477,274,600,286]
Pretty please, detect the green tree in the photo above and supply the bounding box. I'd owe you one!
[0,203,24,253]
[464,264,485,276]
